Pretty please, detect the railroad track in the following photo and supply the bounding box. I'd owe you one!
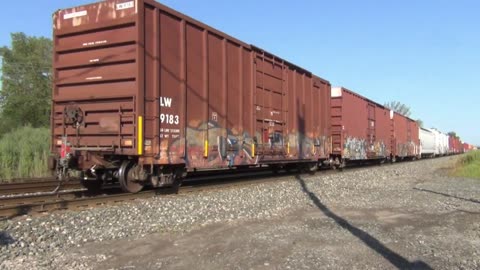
[0,179,83,196]
[0,168,313,219]
[0,157,452,220]
[0,192,79,208]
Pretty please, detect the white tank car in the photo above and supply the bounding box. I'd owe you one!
[430,129,449,156]
[442,132,450,154]
[419,127,436,157]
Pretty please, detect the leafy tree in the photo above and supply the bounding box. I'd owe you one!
[384,101,411,117]
[447,131,460,140]
[0,32,52,135]
[416,119,423,128]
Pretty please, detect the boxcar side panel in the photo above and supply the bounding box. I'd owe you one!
[342,89,370,160]
[313,76,331,159]
[392,113,419,158]
[375,106,392,158]
[52,1,140,160]
[141,0,335,169]
[142,2,259,169]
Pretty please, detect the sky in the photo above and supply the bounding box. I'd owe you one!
[0,0,478,145]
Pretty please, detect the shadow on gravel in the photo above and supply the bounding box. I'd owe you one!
[413,187,480,204]
[296,175,432,270]
[0,231,15,246]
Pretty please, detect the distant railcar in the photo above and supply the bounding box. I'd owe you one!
[426,129,448,156]
[419,127,436,157]
[463,143,471,152]
[449,135,463,154]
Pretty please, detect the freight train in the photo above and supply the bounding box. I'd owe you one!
[49,0,471,193]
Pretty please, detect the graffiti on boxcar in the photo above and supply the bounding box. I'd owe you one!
[283,133,330,159]
[343,137,367,160]
[373,141,388,157]
[396,141,419,157]
[157,119,331,168]
[343,137,388,160]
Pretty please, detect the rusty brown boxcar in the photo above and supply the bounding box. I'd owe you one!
[391,112,420,160]
[449,135,462,154]
[50,0,331,192]
[330,87,391,166]
[462,143,468,153]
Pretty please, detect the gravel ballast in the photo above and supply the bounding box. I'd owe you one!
[0,156,479,269]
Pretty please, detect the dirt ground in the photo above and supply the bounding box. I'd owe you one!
[67,163,480,270]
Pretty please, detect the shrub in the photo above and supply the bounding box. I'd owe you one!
[0,126,51,182]
[454,150,480,180]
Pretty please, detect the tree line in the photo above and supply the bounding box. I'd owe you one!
[0,32,52,135]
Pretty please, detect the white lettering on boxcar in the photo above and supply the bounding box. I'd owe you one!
[159,96,179,139]
[160,128,180,139]
[82,40,107,47]
[85,76,103,80]
[63,10,87,20]
[116,1,134,10]
[160,97,172,108]
[160,114,179,125]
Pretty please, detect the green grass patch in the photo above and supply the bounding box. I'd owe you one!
[0,126,51,182]
[453,150,480,179]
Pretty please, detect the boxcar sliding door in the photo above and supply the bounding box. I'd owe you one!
[253,51,287,158]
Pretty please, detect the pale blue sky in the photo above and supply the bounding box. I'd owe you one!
[0,0,478,145]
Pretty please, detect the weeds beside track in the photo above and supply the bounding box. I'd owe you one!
[453,150,480,179]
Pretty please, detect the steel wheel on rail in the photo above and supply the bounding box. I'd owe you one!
[118,160,144,193]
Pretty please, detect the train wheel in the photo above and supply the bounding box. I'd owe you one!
[119,160,144,193]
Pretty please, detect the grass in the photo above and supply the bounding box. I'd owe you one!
[0,126,51,182]
[453,150,480,179]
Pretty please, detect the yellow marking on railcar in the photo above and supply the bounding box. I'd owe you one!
[137,116,143,155]
[204,140,208,158]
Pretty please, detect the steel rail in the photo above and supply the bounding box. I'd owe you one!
[0,156,452,219]
[0,180,82,196]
